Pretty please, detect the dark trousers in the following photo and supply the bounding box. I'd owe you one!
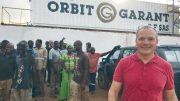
[89,73,96,92]
[33,69,45,97]
[45,61,51,83]
[47,67,51,84]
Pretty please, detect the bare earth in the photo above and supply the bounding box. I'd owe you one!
[33,83,108,101]
[33,83,180,101]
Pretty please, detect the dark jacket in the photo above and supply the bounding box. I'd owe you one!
[11,54,34,89]
[0,54,16,81]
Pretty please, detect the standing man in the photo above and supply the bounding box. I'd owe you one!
[69,40,89,101]
[0,43,16,101]
[11,42,34,101]
[27,40,35,58]
[108,26,178,101]
[86,42,91,53]
[87,47,110,94]
[45,41,52,85]
[33,39,47,97]
[48,41,61,97]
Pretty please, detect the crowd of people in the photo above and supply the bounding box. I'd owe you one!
[0,37,107,101]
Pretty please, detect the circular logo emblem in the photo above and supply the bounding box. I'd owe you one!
[97,2,117,23]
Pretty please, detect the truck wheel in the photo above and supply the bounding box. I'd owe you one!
[98,70,108,89]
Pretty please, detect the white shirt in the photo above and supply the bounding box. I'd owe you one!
[49,48,61,63]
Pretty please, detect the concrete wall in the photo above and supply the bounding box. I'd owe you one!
[0,25,180,53]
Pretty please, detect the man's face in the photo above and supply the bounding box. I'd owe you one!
[19,45,26,56]
[28,42,34,48]
[6,45,13,54]
[90,48,95,54]
[36,41,42,48]
[45,42,49,48]
[136,28,158,56]
[54,42,59,49]
[74,42,81,52]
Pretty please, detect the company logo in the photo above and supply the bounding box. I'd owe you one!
[97,2,117,23]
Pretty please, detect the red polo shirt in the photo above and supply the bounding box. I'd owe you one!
[113,53,174,101]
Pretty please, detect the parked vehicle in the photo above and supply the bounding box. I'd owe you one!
[97,45,180,98]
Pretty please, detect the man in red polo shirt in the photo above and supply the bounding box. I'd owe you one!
[108,26,178,101]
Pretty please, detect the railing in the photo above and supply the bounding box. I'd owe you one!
[167,0,180,34]
[1,6,31,25]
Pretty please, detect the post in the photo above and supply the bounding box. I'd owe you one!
[1,6,3,24]
[172,0,175,34]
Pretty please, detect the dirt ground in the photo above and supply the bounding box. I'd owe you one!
[33,83,108,101]
[32,83,180,101]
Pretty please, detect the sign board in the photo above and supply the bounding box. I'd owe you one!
[31,0,178,33]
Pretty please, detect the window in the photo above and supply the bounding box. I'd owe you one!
[123,49,135,57]
[176,51,180,61]
[109,50,121,60]
[164,50,180,62]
